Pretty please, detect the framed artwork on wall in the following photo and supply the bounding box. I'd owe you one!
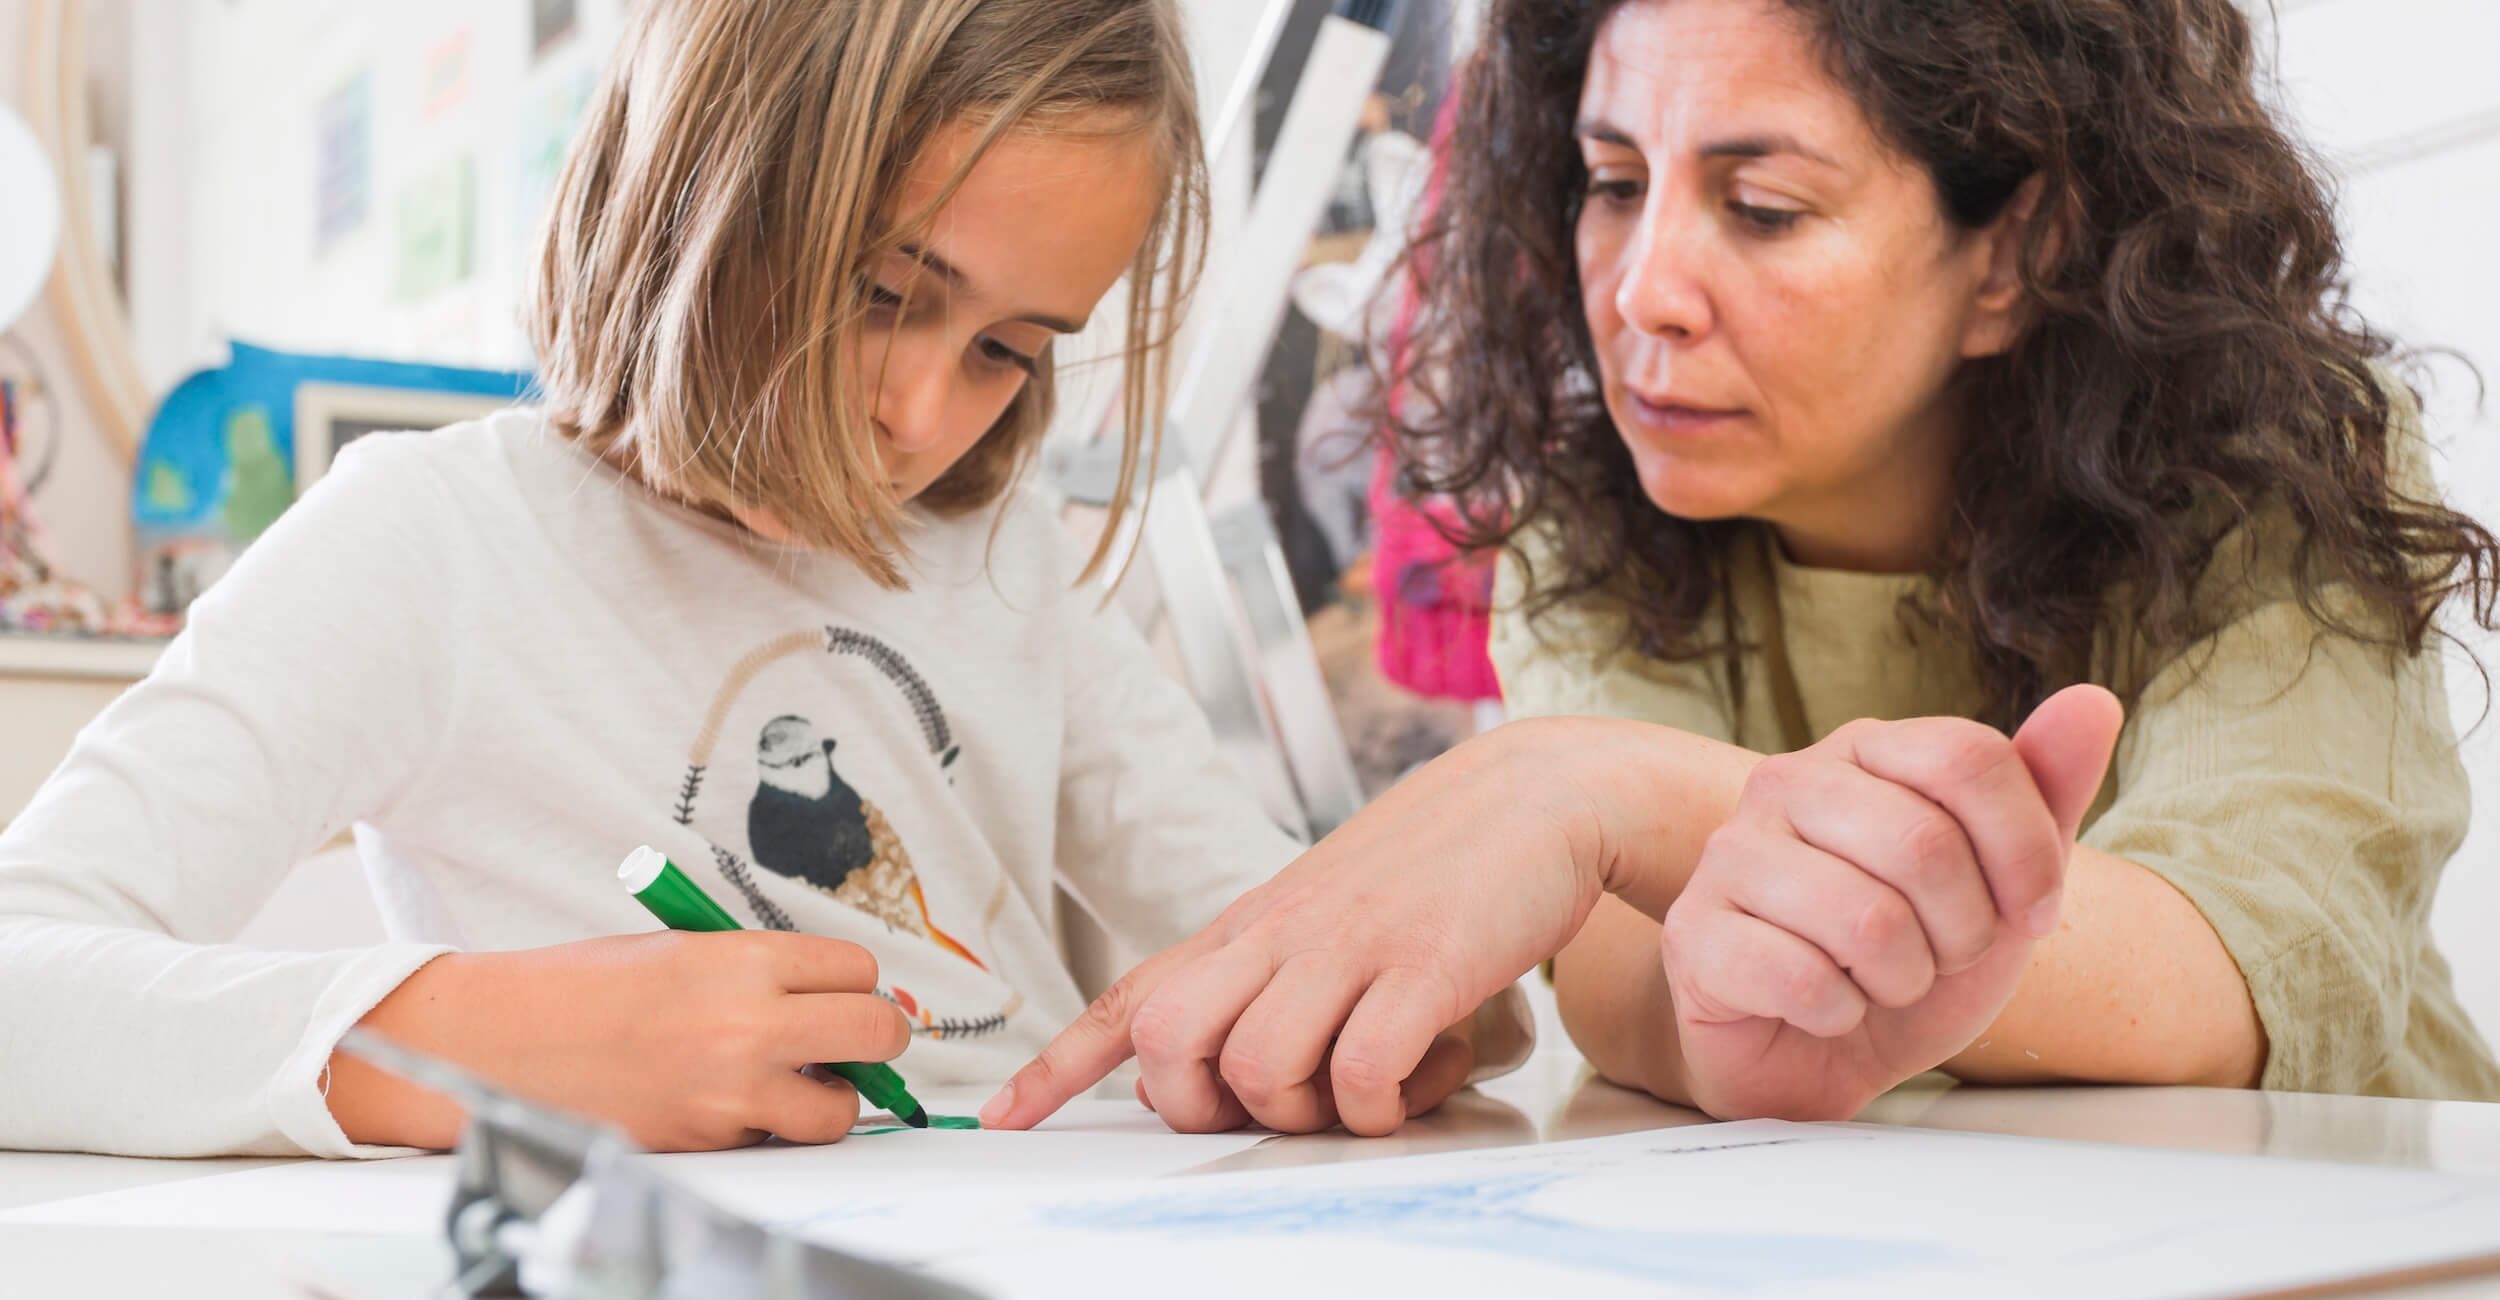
[292,382,515,493]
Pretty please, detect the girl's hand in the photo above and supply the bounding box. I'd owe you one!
[1661,685,2125,1120]
[981,721,1625,1138]
[327,931,911,1151]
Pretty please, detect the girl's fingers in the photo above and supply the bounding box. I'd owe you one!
[1331,968,1468,1137]
[1129,945,1277,1134]
[1844,719,2065,935]
[773,992,913,1068]
[1665,900,1869,1039]
[1221,951,1368,1133]
[1776,763,1999,977]
[753,1071,862,1146]
[1718,831,1938,1010]
[748,932,883,993]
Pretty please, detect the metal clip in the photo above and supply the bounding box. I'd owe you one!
[336,1030,984,1300]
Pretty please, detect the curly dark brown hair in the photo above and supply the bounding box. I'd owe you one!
[1389,0,2499,728]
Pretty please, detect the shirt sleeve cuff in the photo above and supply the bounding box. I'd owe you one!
[270,944,458,1159]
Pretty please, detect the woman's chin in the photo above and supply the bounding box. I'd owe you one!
[1635,470,1770,525]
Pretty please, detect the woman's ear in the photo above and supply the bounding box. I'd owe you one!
[1960,174,2052,360]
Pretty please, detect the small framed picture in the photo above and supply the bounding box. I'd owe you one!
[292,382,513,494]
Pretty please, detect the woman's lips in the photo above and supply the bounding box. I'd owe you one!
[1623,391,1746,438]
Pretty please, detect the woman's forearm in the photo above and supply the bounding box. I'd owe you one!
[1941,847,2265,1087]
[1556,845,2268,1104]
[1553,894,1696,1103]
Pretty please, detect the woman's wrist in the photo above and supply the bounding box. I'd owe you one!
[1503,715,1757,917]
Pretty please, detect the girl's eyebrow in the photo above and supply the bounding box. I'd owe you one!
[896,241,1087,334]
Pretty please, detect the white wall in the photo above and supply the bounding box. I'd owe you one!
[162,0,634,372]
[162,0,1275,374]
[2256,0,2500,1040]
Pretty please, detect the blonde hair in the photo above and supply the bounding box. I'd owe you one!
[530,0,1207,585]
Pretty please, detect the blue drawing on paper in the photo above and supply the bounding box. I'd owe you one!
[1047,1171,1952,1291]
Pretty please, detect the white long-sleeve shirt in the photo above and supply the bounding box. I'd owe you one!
[0,411,1304,1157]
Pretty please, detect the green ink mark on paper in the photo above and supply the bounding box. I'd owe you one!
[852,1115,982,1135]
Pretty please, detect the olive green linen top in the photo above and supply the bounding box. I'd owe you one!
[1493,505,2500,1101]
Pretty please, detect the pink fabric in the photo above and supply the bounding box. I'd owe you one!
[1370,90,1501,702]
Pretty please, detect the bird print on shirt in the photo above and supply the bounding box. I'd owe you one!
[743,713,984,967]
[746,714,926,936]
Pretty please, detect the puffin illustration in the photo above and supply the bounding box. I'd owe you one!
[746,714,929,937]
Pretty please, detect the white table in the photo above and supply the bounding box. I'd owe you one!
[7,1055,2500,1298]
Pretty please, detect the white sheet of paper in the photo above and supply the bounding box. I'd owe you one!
[17,1110,2500,1299]
[0,1096,1270,1240]
[780,1119,2500,1300]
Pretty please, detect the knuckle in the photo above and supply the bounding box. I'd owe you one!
[1776,958,1834,1015]
[1931,724,2014,787]
[1892,813,1967,883]
[733,932,785,972]
[1847,895,1915,959]
[1084,976,1137,1035]
[709,1010,773,1063]
[1330,1050,1398,1098]
[1219,1044,1285,1104]
[1127,999,1190,1063]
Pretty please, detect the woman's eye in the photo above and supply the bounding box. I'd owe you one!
[1586,176,1643,205]
[1729,201,1804,234]
[867,283,904,309]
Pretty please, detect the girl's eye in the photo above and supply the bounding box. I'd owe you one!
[1729,201,1804,234]
[978,336,1039,376]
[867,283,905,309]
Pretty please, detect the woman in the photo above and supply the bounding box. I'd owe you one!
[985,0,2500,1134]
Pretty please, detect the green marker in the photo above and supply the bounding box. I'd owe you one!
[619,845,931,1129]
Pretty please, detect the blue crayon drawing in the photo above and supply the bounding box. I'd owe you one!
[1045,1170,1952,1292]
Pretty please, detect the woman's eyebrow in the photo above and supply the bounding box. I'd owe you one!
[1697,133,1843,170]
[1574,118,1638,148]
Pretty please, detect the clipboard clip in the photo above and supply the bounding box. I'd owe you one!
[335,1029,982,1300]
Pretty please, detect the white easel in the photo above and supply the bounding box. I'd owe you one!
[1052,0,1406,841]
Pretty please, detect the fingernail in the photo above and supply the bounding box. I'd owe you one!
[2026,892,2063,939]
[979,1081,1015,1128]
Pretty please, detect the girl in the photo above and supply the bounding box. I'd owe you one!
[0,0,1517,1158]
[986,0,2500,1135]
